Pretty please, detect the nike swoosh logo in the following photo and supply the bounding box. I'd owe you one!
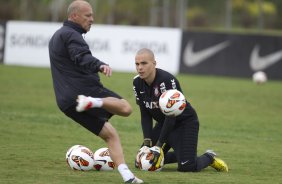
[140,91,145,94]
[184,41,230,67]
[250,45,282,71]
[181,160,189,165]
[95,159,107,164]
[163,109,174,113]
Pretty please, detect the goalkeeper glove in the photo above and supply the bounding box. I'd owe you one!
[149,146,164,169]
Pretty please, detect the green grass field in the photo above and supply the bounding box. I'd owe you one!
[1,64,282,184]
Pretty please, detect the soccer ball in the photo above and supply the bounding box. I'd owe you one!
[135,146,150,168]
[252,71,267,84]
[65,145,83,161]
[159,89,186,117]
[66,144,85,168]
[137,147,164,171]
[66,145,95,171]
[93,147,115,171]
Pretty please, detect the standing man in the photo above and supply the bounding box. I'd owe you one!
[48,0,143,183]
[133,48,228,172]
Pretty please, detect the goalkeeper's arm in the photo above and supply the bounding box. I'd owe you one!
[157,116,176,147]
[150,116,176,168]
[140,105,153,144]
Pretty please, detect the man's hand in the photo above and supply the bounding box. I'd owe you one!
[99,65,112,77]
[149,146,164,168]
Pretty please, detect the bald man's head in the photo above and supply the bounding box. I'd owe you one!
[67,0,94,32]
[67,0,90,18]
[136,48,155,61]
[135,48,157,84]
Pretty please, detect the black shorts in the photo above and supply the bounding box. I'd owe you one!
[63,87,122,136]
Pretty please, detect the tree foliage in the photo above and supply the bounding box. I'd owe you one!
[0,0,281,30]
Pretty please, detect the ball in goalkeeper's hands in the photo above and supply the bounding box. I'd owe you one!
[137,146,164,171]
[135,146,150,168]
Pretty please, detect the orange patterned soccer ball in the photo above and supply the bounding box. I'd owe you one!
[159,89,186,117]
[66,145,95,171]
[93,147,115,171]
[138,147,164,171]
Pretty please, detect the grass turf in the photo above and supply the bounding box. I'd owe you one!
[0,65,282,184]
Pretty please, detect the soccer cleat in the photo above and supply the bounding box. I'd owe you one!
[125,176,144,183]
[76,95,92,112]
[206,150,228,172]
[210,157,229,172]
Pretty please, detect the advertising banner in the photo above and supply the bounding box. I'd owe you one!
[84,25,181,74]
[180,31,282,79]
[4,21,59,67]
[4,21,181,74]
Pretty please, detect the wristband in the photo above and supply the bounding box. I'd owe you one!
[144,138,152,147]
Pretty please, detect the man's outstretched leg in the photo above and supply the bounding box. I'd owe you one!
[99,122,143,183]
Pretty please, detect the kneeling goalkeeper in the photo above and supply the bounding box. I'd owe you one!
[133,48,228,172]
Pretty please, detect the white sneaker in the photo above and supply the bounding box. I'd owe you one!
[125,176,144,183]
[76,95,92,112]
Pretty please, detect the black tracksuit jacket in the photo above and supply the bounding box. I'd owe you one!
[49,20,106,111]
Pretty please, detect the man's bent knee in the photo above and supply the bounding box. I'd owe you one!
[122,106,132,116]
[120,99,132,116]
